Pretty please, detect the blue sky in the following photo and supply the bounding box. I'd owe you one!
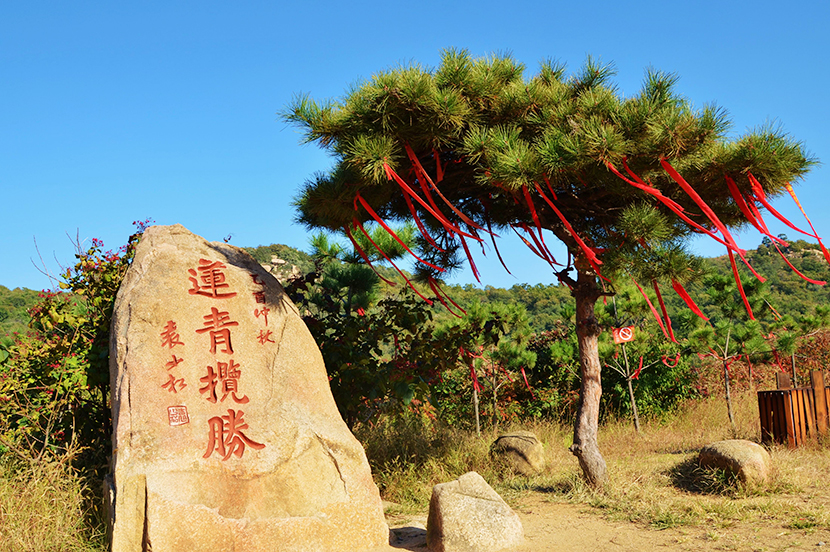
[2,1,828,291]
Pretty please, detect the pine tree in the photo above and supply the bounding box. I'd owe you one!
[285,49,816,486]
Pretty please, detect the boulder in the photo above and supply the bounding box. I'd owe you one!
[426,471,523,552]
[107,224,389,552]
[698,439,771,484]
[491,431,545,475]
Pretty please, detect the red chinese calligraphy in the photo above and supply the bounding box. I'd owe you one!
[254,307,270,326]
[199,360,249,404]
[160,321,184,349]
[203,409,265,460]
[196,307,239,354]
[167,406,190,426]
[161,374,187,393]
[252,290,266,304]
[188,259,238,299]
[256,329,275,345]
[250,273,265,285]
[165,355,184,370]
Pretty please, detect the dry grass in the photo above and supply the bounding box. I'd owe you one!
[580,392,830,531]
[4,389,829,548]
[364,390,830,533]
[0,456,105,552]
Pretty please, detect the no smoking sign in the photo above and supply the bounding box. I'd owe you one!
[613,326,636,344]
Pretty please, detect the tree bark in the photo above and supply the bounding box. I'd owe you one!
[723,359,735,429]
[627,378,641,434]
[569,268,608,488]
[621,343,640,433]
[473,385,481,437]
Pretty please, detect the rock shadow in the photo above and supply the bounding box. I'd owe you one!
[389,526,428,551]
[668,458,740,495]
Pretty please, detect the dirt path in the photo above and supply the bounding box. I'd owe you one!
[386,495,830,552]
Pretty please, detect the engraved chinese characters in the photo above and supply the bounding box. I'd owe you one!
[155,258,265,460]
[108,225,389,552]
[189,260,263,459]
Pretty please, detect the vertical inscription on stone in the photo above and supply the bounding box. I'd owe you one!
[159,320,188,420]
[186,259,264,460]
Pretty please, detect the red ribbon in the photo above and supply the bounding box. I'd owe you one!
[749,172,829,267]
[384,162,475,240]
[404,143,486,234]
[458,234,480,283]
[772,349,786,373]
[403,191,444,251]
[517,221,558,266]
[633,279,669,339]
[725,174,787,246]
[608,160,731,249]
[671,279,709,321]
[661,159,739,249]
[632,356,644,380]
[784,181,830,265]
[512,224,547,261]
[661,353,681,368]
[726,174,824,284]
[520,367,535,399]
[542,175,558,200]
[355,193,445,273]
[772,242,826,285]
[460,347,482,392]
[433,148,445,182]
[727,247,754,320]
[661,159,765,283]
[352,218,433,305]
[724,354,742,373]
[345,227,397,287]
[653,280,677,343]
[522,185,558,263]
[486,217,512,274]
[469,363,481,393]
[750,173,816,239]
[427,277,465,318]
[533,181,605,279]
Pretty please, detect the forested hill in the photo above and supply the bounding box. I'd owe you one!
[248,239,830,331]
[3,239,829,336]
[0,286,40,337]
[708,239,830,318]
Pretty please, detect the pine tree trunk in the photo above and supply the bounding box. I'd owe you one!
[723,359,735,429]
[473,386,481,437]
[492,381,498,429]
[569,269,607,488]
[627,378,641,433]
[621,344,640,433]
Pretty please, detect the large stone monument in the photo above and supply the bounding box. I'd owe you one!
[106,225,389,551]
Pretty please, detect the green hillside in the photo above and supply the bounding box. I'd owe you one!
[5,238,828,337]
[0,286,39,336]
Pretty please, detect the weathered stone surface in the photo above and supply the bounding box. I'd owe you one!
[107,224,389,552]
[490,431,546,475]
[698,439,771,484]
[426,471,523,552]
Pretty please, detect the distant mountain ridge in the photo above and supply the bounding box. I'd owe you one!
[4,239,829,337]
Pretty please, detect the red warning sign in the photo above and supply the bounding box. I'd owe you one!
[613,326,636,344]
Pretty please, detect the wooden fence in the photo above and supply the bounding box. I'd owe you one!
[758,370,829,447]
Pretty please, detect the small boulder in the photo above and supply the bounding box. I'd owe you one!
[426,471,523,552]
[491,431,545,475]
[698,439,771,484]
